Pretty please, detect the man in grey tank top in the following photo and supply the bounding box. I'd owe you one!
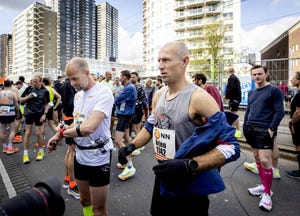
[118,41,240,216]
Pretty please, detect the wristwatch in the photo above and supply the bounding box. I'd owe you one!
[187,159,198,172]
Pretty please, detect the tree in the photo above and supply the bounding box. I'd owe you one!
[188,21,225,81]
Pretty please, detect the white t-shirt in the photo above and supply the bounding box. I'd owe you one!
[73,83,114,166]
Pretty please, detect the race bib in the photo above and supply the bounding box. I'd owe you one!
[0,106,10,113]
[153,127,176,160]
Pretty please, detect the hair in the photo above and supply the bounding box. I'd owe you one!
[19,76,25,82]
[194,73,207,85]
[57,75,63,79]
[42,77,50,86]
[227,67,235,73]
[145,78,153,86]
[15,80,22,85]
[131,71,139,77]
[34,75,42,82]
[121,70,131,80]
[66,57,89,73]
[251,65,264,72]
[295,71,300,80]
[4,80,11,87]
[157,78,162,84]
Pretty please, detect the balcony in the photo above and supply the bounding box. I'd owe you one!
[175,0,221,10]
[175,6,221,20]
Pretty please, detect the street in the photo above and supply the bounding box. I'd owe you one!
[1,131,300,216]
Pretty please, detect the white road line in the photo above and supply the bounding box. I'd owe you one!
[0,158,16,198]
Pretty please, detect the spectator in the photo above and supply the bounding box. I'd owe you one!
[285,71,300,179]
[225,67,242,138]
[144,78,155,117]
[243,65,284,211]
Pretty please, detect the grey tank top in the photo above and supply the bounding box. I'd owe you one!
[154,83,198,150]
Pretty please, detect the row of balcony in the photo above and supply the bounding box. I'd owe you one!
[174,7,221,20]
[175,0,221,10]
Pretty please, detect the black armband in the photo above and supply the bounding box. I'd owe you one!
[76,124,83,137]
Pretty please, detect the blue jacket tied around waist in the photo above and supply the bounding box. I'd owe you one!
[160,111,240,196]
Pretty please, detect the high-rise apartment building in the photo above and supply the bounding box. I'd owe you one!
[96,2,118,62]
[45,0,96,72]
[143,0,241,76]
[0,34,12,78]
[11,2,57,80]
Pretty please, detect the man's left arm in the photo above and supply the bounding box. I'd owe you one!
[270,88,285,130]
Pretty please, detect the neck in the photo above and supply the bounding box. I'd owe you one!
[85,79,96,91]
[167,79,189,96]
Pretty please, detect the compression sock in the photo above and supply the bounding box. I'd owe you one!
[261,167,273,195]
[256,162,264,185]
[83,205,93,216]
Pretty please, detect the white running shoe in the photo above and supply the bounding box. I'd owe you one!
[244,162,259,174]
[118,165,136,180]
[259,192,272,211]
[131,149,141,156]
[248,184,273,197]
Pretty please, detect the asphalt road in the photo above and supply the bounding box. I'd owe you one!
[1,132,299,216]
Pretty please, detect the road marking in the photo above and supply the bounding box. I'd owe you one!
[0,158,16,198]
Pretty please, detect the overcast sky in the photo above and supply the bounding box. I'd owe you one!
[0,0,300,63]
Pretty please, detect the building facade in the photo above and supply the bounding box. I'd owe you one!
[96,2,119,62]
[45,0,96,73]
[0,34,12,78]
[10,2,57,81]
[261,20,300,82]
[143,0,241,77]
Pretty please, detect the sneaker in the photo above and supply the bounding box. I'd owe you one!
[6,147,19,155]
[285,170,300,180]
[63,180,69,189]
[36,152,44,161]
[131,149,141,156]
[248,184,273,197]
[116,162,126,169]
[2,146,8,153]
[67,185,80,200]
[244,162,259,174]
[272,168,281,179]
[23,154,30,164]
[235,130,242,138]
[34,142,46,148]
[118,165,136,180]
[13,135,22,143]
[259,192,272,212]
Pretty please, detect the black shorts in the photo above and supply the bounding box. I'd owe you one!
[131,107,144,124]
[229,100,240,112]
[112,104,116,117]
[25,113,44,126]
[292,122,300,146]
[74,156,110,187]
[150,176,209,216]
[244,125,275,150]
[0,116,16,124]
[46,107,54,120]
[116,115,132,132]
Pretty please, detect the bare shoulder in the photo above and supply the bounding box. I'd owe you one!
[190,87,219,118]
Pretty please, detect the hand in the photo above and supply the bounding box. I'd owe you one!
[118,143,136,165]
[152,159,194,179]
[47,134,62,153]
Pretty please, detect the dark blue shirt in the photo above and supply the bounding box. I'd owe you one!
[244,85,284,130]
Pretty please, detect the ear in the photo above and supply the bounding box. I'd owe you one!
[182,56,189,67]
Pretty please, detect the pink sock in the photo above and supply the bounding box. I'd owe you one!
[261,167,273,195]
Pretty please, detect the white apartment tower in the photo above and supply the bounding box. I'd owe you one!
[143,0,241,76]
[96,2,119,62]
[45,0,96,72]
[11,2,57,80]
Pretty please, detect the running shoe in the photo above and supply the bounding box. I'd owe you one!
[131,149,141,156]
[23,154,30,164]
[259,192,272,212]
[244,162,259,174]
[139,146,146,151]
[67,185,80,200]
[63,180,69,189]
[285,170,300,180]
[248,184,273,197]
[34,142,46,148]
[13,135,22,143]
[272,168,281,179]
[36,152,44,161]
[2,146,8,153]
[118,165,136,180]
[234,130,242,138]
[116,162,126,169]
[6,147,19,155]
